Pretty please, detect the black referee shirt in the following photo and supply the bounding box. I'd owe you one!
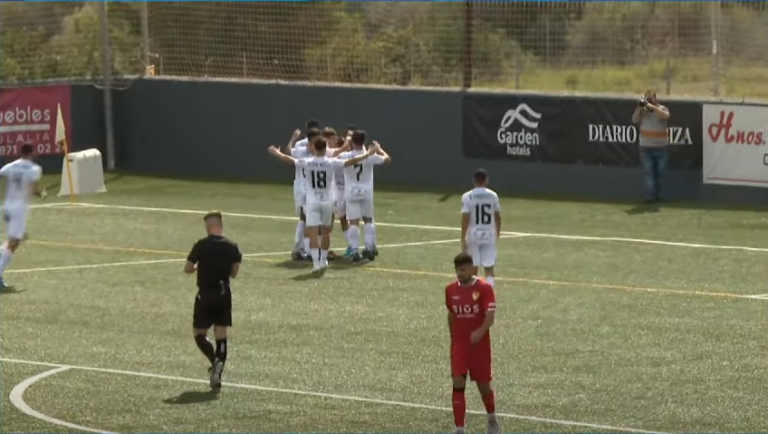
[186,235,242,291]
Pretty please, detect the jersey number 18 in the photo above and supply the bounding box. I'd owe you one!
[475,203,491,225]
[310,170,327,189]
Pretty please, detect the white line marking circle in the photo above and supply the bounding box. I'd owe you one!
[9,366,118,434]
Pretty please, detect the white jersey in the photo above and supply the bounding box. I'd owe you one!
[291,146,311,185]
[0,158,42,206]
[295,156,344,204]
[461,187,501,243]
[295,138,309,149]
[339,150,385,198]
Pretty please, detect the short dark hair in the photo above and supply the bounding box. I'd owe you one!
[474,168,488,184]
[203,211,223,223]
[20,144,34,157]
[336,136,345,146]
[351,130,366,146]
[345,124,357,132]
[306,119,320,130]
[306,128,321,141]
[312,136,327,152]
[453,252,474,268]
[321,127,337,138]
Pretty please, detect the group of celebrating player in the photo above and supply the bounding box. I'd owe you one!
[268,119,391,274]
[0,124,505,433]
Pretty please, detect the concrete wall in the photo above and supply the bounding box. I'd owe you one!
[61,79,766,205]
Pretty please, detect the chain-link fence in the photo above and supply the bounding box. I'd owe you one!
[2,1,766,100]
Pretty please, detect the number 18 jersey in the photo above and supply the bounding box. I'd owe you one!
[461,187,501,244]
[296,156,344,204]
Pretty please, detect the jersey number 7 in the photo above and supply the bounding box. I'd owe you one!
[354,164,363,182]
[475,203,491,225]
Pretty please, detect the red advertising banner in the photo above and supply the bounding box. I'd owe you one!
[0,85,72,157]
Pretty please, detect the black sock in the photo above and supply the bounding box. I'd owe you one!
[215,338,228,363]
[194,335,215,364]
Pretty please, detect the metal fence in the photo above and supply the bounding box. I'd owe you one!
[1,1,767,100]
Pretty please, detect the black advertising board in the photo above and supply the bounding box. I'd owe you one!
[462,93,702,169]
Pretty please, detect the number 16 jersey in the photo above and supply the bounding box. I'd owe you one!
[461,187,501,244]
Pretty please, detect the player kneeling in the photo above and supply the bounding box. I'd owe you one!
[268,138,379,274]
[446,253,499,434]
[461,169,501,288]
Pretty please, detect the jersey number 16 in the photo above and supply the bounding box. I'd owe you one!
[310,170,327,189]
[475,203,491,225]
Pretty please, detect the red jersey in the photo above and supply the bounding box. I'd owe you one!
[445,278,496,345]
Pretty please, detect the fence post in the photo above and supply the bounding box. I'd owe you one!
[710,1,721,98]
[462,1,473,89]
[99,1,116,171]
[140,2,150,70]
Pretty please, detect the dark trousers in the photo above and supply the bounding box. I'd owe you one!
[640,146,668,202]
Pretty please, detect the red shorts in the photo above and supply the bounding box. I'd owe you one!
[451,341,492,383]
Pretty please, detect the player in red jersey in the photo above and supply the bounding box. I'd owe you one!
[446,252,499,434]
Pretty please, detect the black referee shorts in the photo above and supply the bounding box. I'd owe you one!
[193,291,232,329]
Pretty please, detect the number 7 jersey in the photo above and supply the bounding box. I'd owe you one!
[339,150,386,198]
[461,187,501,244]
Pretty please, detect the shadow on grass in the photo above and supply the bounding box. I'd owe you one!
[163,390,219,405]
[0,286,25,295]
[625,203,660,215]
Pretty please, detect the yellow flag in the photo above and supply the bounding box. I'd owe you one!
[55,103,66,144]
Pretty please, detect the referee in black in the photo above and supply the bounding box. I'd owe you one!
[184,211,242,390]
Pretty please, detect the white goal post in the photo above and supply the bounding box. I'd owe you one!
[58,149,107,197]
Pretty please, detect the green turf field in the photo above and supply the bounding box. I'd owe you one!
[1,175,766,433]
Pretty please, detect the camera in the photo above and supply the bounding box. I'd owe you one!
[638,98,648,107]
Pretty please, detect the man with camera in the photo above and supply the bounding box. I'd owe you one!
[632,90,670,203]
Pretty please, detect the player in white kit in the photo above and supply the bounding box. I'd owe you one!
[460,169,502,288]
[268,137,379,274]
[0,144,46,287]
[338,130,391,262]
[286,127,321,261]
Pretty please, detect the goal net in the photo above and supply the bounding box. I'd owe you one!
[1,2,766,99]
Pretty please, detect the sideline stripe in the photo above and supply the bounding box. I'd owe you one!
[0,357,667,434]
[72,202,768,253]
[9,366,117,434]
[11,238,756,300]
[9,238,470,274]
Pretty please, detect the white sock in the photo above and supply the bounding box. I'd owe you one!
[486,276,495,287]
[320,249,328,264]
[348,226,361,251]
[294,221,306,252]
[0,248,13,275]
[343,229,350,248]
[363,223,377,251]
[303,238,311,254]
[310,248,320,268]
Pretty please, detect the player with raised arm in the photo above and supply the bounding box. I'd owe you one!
[461,169,501,288]
[287,128,321,261]
[334,127,357,257]
[293,118,319,150]
[268,137,378,273]
[338,130,391,262]
[446,253,499,434]
[0,144,46,288]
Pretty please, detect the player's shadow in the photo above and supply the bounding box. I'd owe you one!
[292,271,325,281]
[162,390,219,405]
[273,260,311,270]
[625,203,660,215]
[0,286,25,296]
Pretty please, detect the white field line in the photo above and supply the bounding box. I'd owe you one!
[72,202,768,253]
[0,357,667,434]
[7,237,476,274]
[744,294,768,300]
[9,366,117,434]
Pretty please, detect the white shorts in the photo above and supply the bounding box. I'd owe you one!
[335,188,346,217]
[3,203,29,240]
[293,183,306,217]
[305,201,335,227]
[466,242,497,268]
[346,196,374,221]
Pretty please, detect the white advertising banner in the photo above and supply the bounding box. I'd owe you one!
[702,104,768,187]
